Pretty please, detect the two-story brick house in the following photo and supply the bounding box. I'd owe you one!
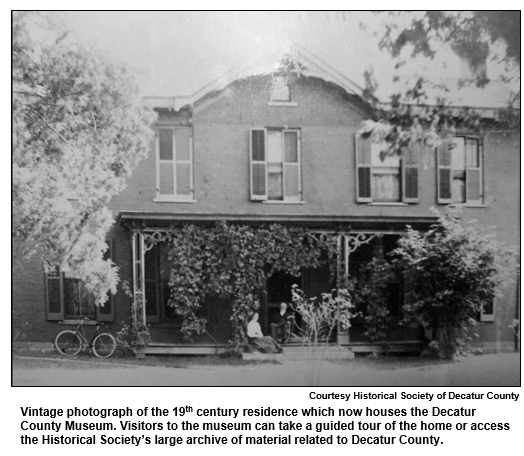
[12,49,520,354]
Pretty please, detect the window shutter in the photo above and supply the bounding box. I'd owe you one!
[250,129,267,200]
[97,240,115,322]
[283,130,301,200]
[465,137,483,204]
[46,268,64,321]
[355,134,372,202]
[158,128,175,196]
[175,128,193,197]
[402,141,420,203]
[437,140,453,204]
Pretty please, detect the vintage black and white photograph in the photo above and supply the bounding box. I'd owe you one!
[12,11,520,386]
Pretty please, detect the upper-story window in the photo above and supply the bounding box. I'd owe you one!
[155,127,194,202]
[437,136,483,205]
[355,135,419,203]
[270,76,292,102]
[250,128,301,202]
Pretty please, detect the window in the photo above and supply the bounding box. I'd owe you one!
[270,76,291,102]
[156,127,193,201]
[46,242,114,321]
[437,136,483,205]
[355,135,419,203]
[250,128,301,202]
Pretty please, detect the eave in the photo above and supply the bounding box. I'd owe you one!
[117,211,438,232]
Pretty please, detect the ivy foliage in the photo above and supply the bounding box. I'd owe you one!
[393,207,518,359]
[346,249,397,342]
[159,223,339,345]
[12,12,156,304]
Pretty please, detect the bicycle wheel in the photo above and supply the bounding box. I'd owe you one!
[92,333,116,358]
[55,331,82,355]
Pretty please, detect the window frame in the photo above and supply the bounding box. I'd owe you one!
[355,134,419,204]
[249,127,302,203]
[437,135,484,206]
[155,126,195,202]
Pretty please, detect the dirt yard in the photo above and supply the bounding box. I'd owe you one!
[12,352,520,386]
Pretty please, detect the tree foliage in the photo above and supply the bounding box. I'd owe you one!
[12,12,156,303]
[157,223,340,345]
[359,11,520,155]
[394,207,518,359]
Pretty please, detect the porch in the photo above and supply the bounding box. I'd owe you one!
[136,340,424,358]
[120,214,435,356]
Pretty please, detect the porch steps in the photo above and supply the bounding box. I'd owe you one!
[242,345,355,361]
[137,340,423,357]
[138,343,229,356]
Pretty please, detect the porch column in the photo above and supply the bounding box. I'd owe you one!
[337,233,377,345]
[131,231,146,324]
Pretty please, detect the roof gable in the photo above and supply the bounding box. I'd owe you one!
[143,46,365,112]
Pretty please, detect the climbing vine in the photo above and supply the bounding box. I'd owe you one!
[157,223,340,346]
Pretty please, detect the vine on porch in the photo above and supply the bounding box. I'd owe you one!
[152,223,340,346]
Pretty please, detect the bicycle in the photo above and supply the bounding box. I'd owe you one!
[55,318,116,358]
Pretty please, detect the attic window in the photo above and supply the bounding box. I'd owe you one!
[270,76,291,102]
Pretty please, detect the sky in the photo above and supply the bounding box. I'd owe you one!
[43,11,517,107]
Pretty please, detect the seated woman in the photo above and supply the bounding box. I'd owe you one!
[247,312,282,353]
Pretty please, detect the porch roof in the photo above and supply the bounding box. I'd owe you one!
[117,211,438,232]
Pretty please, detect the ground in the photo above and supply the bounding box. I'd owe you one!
[12,352,520,386]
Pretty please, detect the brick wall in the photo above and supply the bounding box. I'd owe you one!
[13,75,520,347]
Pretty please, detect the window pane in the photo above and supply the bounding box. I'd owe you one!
[64,278,95,317]
[451,137,466,171]
[284,164,299,197]
[176,163,191,195]
[176,128,190,161]
[466,138,479,167]
[252,163,266,196]
[159,129,173,160]
[268,163,283,200]
[47,278,61,314]
[372,169,400,202]
[267,131,283,163]
[284,132,298,163]
[452,175,466,203]
[251,130,265,161]
[271,77,291,101]
[159,162,174,195]
[467,169,481,201]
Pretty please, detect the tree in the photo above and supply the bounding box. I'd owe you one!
[394,208,517,359]
[357,11,520,154]
[12,12,156,303]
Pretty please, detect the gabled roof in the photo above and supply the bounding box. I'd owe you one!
[142,46,518,119]
[142,46,366,111]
